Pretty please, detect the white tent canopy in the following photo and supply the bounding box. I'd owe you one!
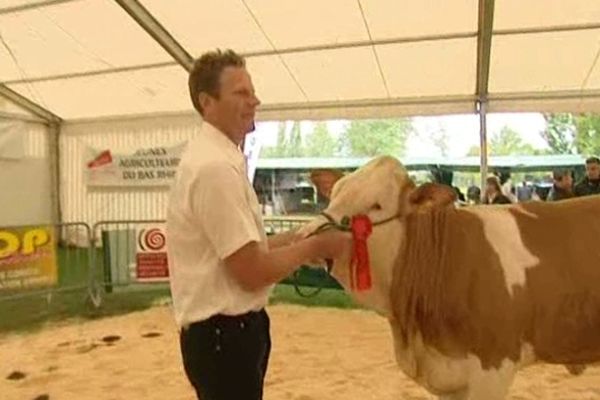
[1,0,600,124]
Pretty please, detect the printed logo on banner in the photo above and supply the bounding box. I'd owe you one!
[0,226,58,291]
[135,226,169,281]
[84,143,187,188]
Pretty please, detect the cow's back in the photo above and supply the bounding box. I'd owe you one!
[508,196,600,364]
[392,197,600,371]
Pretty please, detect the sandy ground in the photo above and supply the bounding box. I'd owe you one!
[1,304,599,400]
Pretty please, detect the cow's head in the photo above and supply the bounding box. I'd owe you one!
[300,156,456,317]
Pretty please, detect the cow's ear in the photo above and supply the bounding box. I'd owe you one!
[408,182,457,210]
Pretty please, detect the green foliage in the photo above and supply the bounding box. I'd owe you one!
[541,113,576,154]
[339,119,413,157]
[540,113,600,157]
[574,114,600,157]
[467,126,537,156]
[304,122,338,157]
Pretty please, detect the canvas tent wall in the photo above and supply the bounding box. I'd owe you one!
[0,118,52,225]
[1,0,600,224]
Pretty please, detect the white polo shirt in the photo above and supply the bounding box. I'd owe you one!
[166,121,270,328]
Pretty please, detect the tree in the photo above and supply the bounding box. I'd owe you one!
[466,126,536,156]
[490,126,536,156]
[540,113,575,154]
[304,122,338,157]
[340,119,413,157]
[574,114,600,156]
[262,122,289,158]
[466,145,481,157]
[430,125,450,157]
[287,121,303,157]
[261,121,305,158]
[540,113,600,156]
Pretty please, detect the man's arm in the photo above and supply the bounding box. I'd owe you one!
[192,163,350,291]
[225,230,350,292]
[267,230,299,249]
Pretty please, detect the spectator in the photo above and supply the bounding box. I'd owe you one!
[547,169,574,201]
[574,156,600,197]
[483,176,512,204]
[466,185,481,205]
[516,180,533,202]
[453,186,466,203]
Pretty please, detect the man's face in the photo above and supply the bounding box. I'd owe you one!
[557,173,573,190]
[203,66,260,143]
[586,162,600,180]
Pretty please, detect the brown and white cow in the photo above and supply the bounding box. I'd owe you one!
[300,156,600,400]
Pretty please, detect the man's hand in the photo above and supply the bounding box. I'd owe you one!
[224,228,352,292]
[295,229,352,270]
[267,229,302,249]
[311,230,353,261]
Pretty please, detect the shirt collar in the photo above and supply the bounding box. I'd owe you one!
[201,121,246,172]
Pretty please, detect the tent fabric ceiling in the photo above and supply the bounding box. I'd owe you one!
[1,0,600,122]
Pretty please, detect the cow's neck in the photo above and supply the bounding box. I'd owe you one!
[332,222,401,318]
[390,207,462,348]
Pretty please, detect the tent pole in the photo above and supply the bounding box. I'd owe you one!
[478,100,489,198]
[48,122,62,224]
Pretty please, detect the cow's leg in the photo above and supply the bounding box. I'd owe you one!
[438,388,468,400]
[464,361,516,400]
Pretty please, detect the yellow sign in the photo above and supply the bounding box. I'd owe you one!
[0,226,58,290]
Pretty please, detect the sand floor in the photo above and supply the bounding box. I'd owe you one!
[1,304,599,400]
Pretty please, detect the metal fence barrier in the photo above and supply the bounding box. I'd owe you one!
[263,216,312,234]
[89,216,339,300]
[0,222,95,304]
[91,219,168,298]
[0,217,337,332]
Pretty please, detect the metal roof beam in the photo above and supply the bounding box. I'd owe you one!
[3,32,476,85]
[0,0,79,15]
[476,0,495,101]
[114,0,193,71]
[3,61,177,85]
[0,110,47,124]
[0,84,61,123]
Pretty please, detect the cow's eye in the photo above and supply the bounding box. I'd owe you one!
[372,203,382,210]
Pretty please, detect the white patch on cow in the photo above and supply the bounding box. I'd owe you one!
[439,392,468,400]
[420,349,516,400]
[394,332,469,394]
[465,207,539,296]
[393,330,524,400]
[465,357,516,400]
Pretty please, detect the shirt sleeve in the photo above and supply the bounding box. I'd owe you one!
[191,161,262,260]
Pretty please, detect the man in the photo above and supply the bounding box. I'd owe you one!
[516,180,533,202]
[546,169,574,201]
[166,49,350,400]
[574,156,600,197]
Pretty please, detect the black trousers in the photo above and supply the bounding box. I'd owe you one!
[179,309,271,400]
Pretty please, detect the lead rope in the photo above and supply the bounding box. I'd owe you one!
[293,211,387,297]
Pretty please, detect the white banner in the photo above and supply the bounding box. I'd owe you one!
[0,121,25,160]
[84,142,187,187]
